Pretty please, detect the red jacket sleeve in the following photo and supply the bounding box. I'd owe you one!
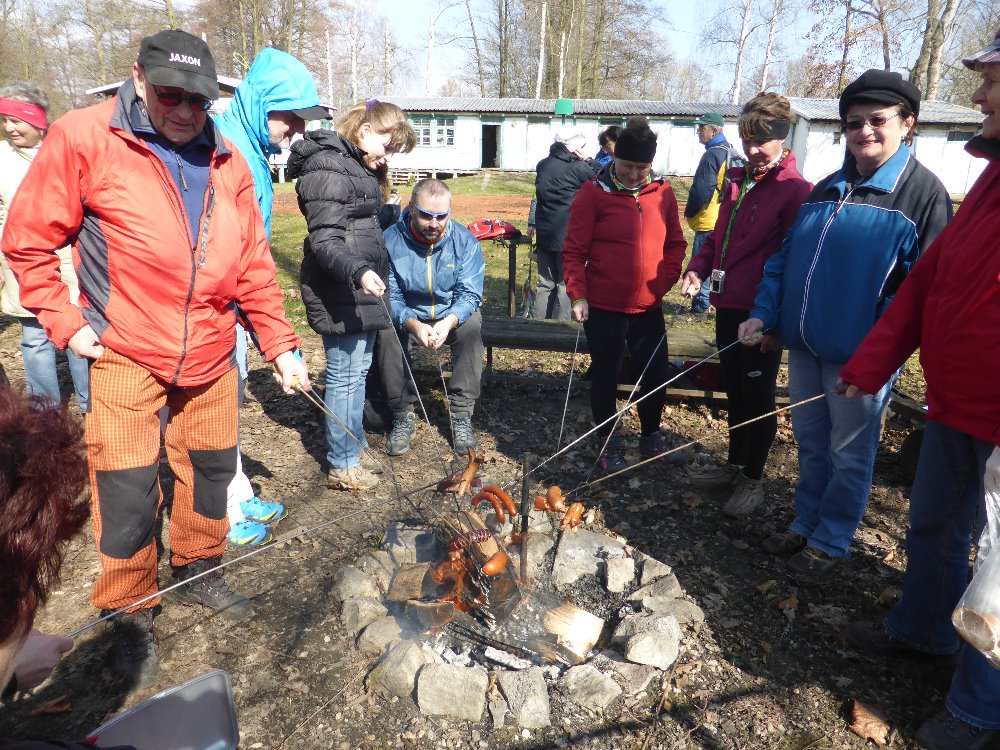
[1,121,88,349]
[232,166,301,361]
[840,232,941,392]
[562,182,597,303]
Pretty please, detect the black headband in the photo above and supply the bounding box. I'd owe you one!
[742,119,790,142]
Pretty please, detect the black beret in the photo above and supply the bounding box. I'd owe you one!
[839,69,921,119]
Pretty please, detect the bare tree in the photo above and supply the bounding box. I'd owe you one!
[759,0,783,90]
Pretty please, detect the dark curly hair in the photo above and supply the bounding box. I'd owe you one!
[0,386,89,642]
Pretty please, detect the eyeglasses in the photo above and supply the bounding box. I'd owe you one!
[413,204,450,221]
[843,112,901,131]
[150,84,213,112]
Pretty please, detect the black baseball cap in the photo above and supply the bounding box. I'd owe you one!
[839,69,921,119]
[289,105,332,121]
[137,29,219,101]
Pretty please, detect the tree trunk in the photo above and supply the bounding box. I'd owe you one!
[466,0,487,96]
[557,28,567,97]
[730,0,755,104]
[879,6,891,70]
[574,1,586,98]
[350,0,358,102]
[927,0,961,98]
[589,2,607,97]
[534,1,547,98]
[760,0,782,90]
[384,26,393,95]
[426,14,435,96]
[838,1,853,93]
[909,0,941,91]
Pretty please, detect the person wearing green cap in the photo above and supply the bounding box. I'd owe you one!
[685,113,738,314]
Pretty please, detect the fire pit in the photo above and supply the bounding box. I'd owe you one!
[330,452,705,728]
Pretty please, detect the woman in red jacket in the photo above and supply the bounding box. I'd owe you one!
[681,93,811,518]
[563,116,687,474]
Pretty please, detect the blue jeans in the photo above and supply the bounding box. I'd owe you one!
[690,231,712,313]
[786,348,894,557]
[21,318,90,413]
[322,330,374,469]
[883,421,1000,729]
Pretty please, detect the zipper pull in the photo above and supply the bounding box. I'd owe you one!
[176,152,188,191]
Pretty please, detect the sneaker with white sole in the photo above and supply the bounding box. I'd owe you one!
[328,464,379,491]
[226,519,274,547]
[240,496,286,524]
[688,463,742,488]
[722,473,764,518]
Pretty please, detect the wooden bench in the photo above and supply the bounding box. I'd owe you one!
[478,315,925,424]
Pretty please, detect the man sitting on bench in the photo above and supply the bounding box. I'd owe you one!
[379,179,486,456]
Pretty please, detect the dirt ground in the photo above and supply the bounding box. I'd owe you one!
[0,309,940,750]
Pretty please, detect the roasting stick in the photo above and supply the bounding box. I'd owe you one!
[566,390,834,496]
[556,325,583,451]
[499,339,744,494]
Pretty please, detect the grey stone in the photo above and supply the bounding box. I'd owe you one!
[638,555,674,586]
[558,664,622,713]
[604,557,635,593]
[341,597,387,637]
[356,616,402,657]
[628,573,682,602]
[523,532,555,580]
[590,651,658,696]
[640,597,705,625]
[625,630,680,671]
[488,691,508,729]
[357,550,396,592]
[416,664,488,722]
[383,521,441,566]
[551,529,626,588]
[332,565,379,604]
[527,507,554,533]
[498,667,551,729]
[611,613,681,647]
[366,640,438,699]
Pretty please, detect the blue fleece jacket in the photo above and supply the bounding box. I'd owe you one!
[214,48,322,236]
[384,209,485,329]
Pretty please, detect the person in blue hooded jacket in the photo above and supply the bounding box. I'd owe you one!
[738,71,951,575]
[379,179,486,456]
[213,47,329,547]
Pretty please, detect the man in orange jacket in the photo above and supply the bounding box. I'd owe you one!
[1,29,310,689]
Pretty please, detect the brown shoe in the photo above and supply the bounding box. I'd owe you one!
[762,530,807,556]
[328,465,379,491]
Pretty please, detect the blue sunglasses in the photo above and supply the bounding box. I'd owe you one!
[413,204,450,221]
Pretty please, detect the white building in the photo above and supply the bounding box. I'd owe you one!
[382,96,985,195]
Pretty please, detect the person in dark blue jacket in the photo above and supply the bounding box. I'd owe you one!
[739,70,952,575]
[379,179,485,456]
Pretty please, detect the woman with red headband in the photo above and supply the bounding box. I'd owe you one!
[0,83,90,413]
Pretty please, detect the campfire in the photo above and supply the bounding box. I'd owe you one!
[332,447,699,728]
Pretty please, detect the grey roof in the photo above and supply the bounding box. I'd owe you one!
[788,97,983,125]
[380,95,983,126]
[383,96,742,118]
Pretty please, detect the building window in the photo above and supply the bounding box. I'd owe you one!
[946,130,975,142]
[410,116,432,146]
[833,131,842,144]
[435,117,455,146]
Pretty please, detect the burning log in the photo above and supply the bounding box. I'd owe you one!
[542,601,606,664]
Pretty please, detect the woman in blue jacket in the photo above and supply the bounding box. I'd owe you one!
[739,70,952,575]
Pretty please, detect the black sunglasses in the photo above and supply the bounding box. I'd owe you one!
[150,84,213,112]
[843,112,900,131]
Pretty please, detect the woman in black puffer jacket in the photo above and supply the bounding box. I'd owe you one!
[288,100,415,491]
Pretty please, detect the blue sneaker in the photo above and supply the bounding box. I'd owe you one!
[226,519,274,547]
[240,497,287,524]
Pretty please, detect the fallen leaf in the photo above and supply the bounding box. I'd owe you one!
[878,586,902,606]
[848,699,894,748]
[499,433,515,443]
[28,695,71,716]
[756,579,778,594]
[673,660,702,676]
[759,640,772,655]
[627,477,641,489]
[883,547,896,563]
[778,594,799,621]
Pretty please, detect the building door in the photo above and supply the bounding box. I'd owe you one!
[482,125,499,168]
